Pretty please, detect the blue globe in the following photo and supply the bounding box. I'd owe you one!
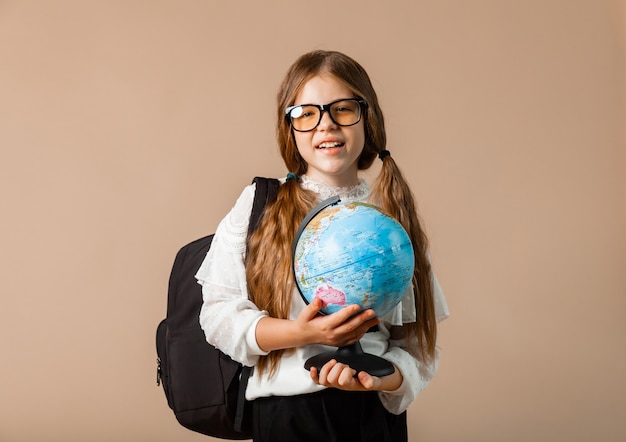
[293,200,415,317]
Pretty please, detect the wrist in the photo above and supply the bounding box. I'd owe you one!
[292,317,317,347]
[379,365,403,392]
[256,316,315,352]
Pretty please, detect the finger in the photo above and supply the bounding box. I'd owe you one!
[338,366,357,386]
[327,362,351,385]
[357,371,380,390]
[318,359,337,385]
[326,304,363,325]
[299,297,323,322]
[310,366,320,384]
[346,309,378,328]
[355,314,381,332]
[337,310,379,337]
[330,318,381,348]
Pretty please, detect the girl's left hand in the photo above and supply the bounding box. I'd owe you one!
[310,359,398,392]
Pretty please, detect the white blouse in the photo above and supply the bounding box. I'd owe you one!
[196,175,449,414]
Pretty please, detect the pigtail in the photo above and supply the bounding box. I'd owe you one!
[370,155,438,363]
[246,178,317,376]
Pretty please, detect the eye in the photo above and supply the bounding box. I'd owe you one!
[289,106,304,119]
[290,105,318,120]
[333,101,358,113]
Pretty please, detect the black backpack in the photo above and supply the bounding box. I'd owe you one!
[156,177,279,439]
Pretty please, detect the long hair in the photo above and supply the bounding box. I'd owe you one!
[246,50,437,376]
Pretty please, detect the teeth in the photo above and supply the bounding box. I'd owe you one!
[318,142,343,148]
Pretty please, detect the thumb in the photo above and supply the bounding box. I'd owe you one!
[300,297,323,321]
[358,371,381,390]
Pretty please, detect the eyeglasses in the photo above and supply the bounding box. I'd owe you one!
[285,98,366,132]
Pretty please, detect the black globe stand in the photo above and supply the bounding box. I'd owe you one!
[304,341,395,377]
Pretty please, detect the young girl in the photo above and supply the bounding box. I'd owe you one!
[196,50,449,442]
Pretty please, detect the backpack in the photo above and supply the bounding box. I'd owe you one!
[156,177,279,439]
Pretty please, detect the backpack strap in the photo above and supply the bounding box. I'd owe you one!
[235,176,279,433]
[234,365,253,432]
[248,176,280,237]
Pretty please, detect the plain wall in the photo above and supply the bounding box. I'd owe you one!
[1,1,624,441]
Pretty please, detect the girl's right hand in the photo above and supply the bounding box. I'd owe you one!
[296,297,381,347]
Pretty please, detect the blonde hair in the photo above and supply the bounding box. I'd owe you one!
[246,50,437,376]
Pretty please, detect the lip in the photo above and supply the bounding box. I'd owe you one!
[315,137,345,149]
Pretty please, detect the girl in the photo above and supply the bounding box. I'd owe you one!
[196,50,449,442]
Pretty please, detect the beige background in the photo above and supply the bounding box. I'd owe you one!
[1,1,625,441]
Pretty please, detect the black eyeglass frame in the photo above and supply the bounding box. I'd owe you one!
[285,98,367,132]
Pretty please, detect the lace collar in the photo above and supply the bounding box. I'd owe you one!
[299,174,370,202]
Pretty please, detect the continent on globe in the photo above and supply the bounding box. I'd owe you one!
[314,283,346,307]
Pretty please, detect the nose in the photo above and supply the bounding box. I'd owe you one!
[317,110,337,130]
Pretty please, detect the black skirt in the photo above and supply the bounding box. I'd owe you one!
[252,388,407,442]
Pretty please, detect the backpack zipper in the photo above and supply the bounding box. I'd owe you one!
[156,357,162,386]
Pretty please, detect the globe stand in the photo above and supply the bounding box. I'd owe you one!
[304,341,395,377]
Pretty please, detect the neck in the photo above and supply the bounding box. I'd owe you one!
[305,171,360,188]
[299,175,369,204]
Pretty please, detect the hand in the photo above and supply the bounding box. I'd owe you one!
[310,359,385,391]
[296,298,381,348]
[255,298,380,353]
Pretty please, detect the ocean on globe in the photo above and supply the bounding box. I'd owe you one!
[293,201,415,317]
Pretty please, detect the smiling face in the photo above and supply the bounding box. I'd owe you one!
[292,74,365,187]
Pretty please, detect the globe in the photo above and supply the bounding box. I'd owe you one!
[293,198,415,318]
[292,196,415,376]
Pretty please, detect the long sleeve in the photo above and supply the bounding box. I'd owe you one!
[195,183,269,367]
[377,339,440,414]
[377,269,449,414]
